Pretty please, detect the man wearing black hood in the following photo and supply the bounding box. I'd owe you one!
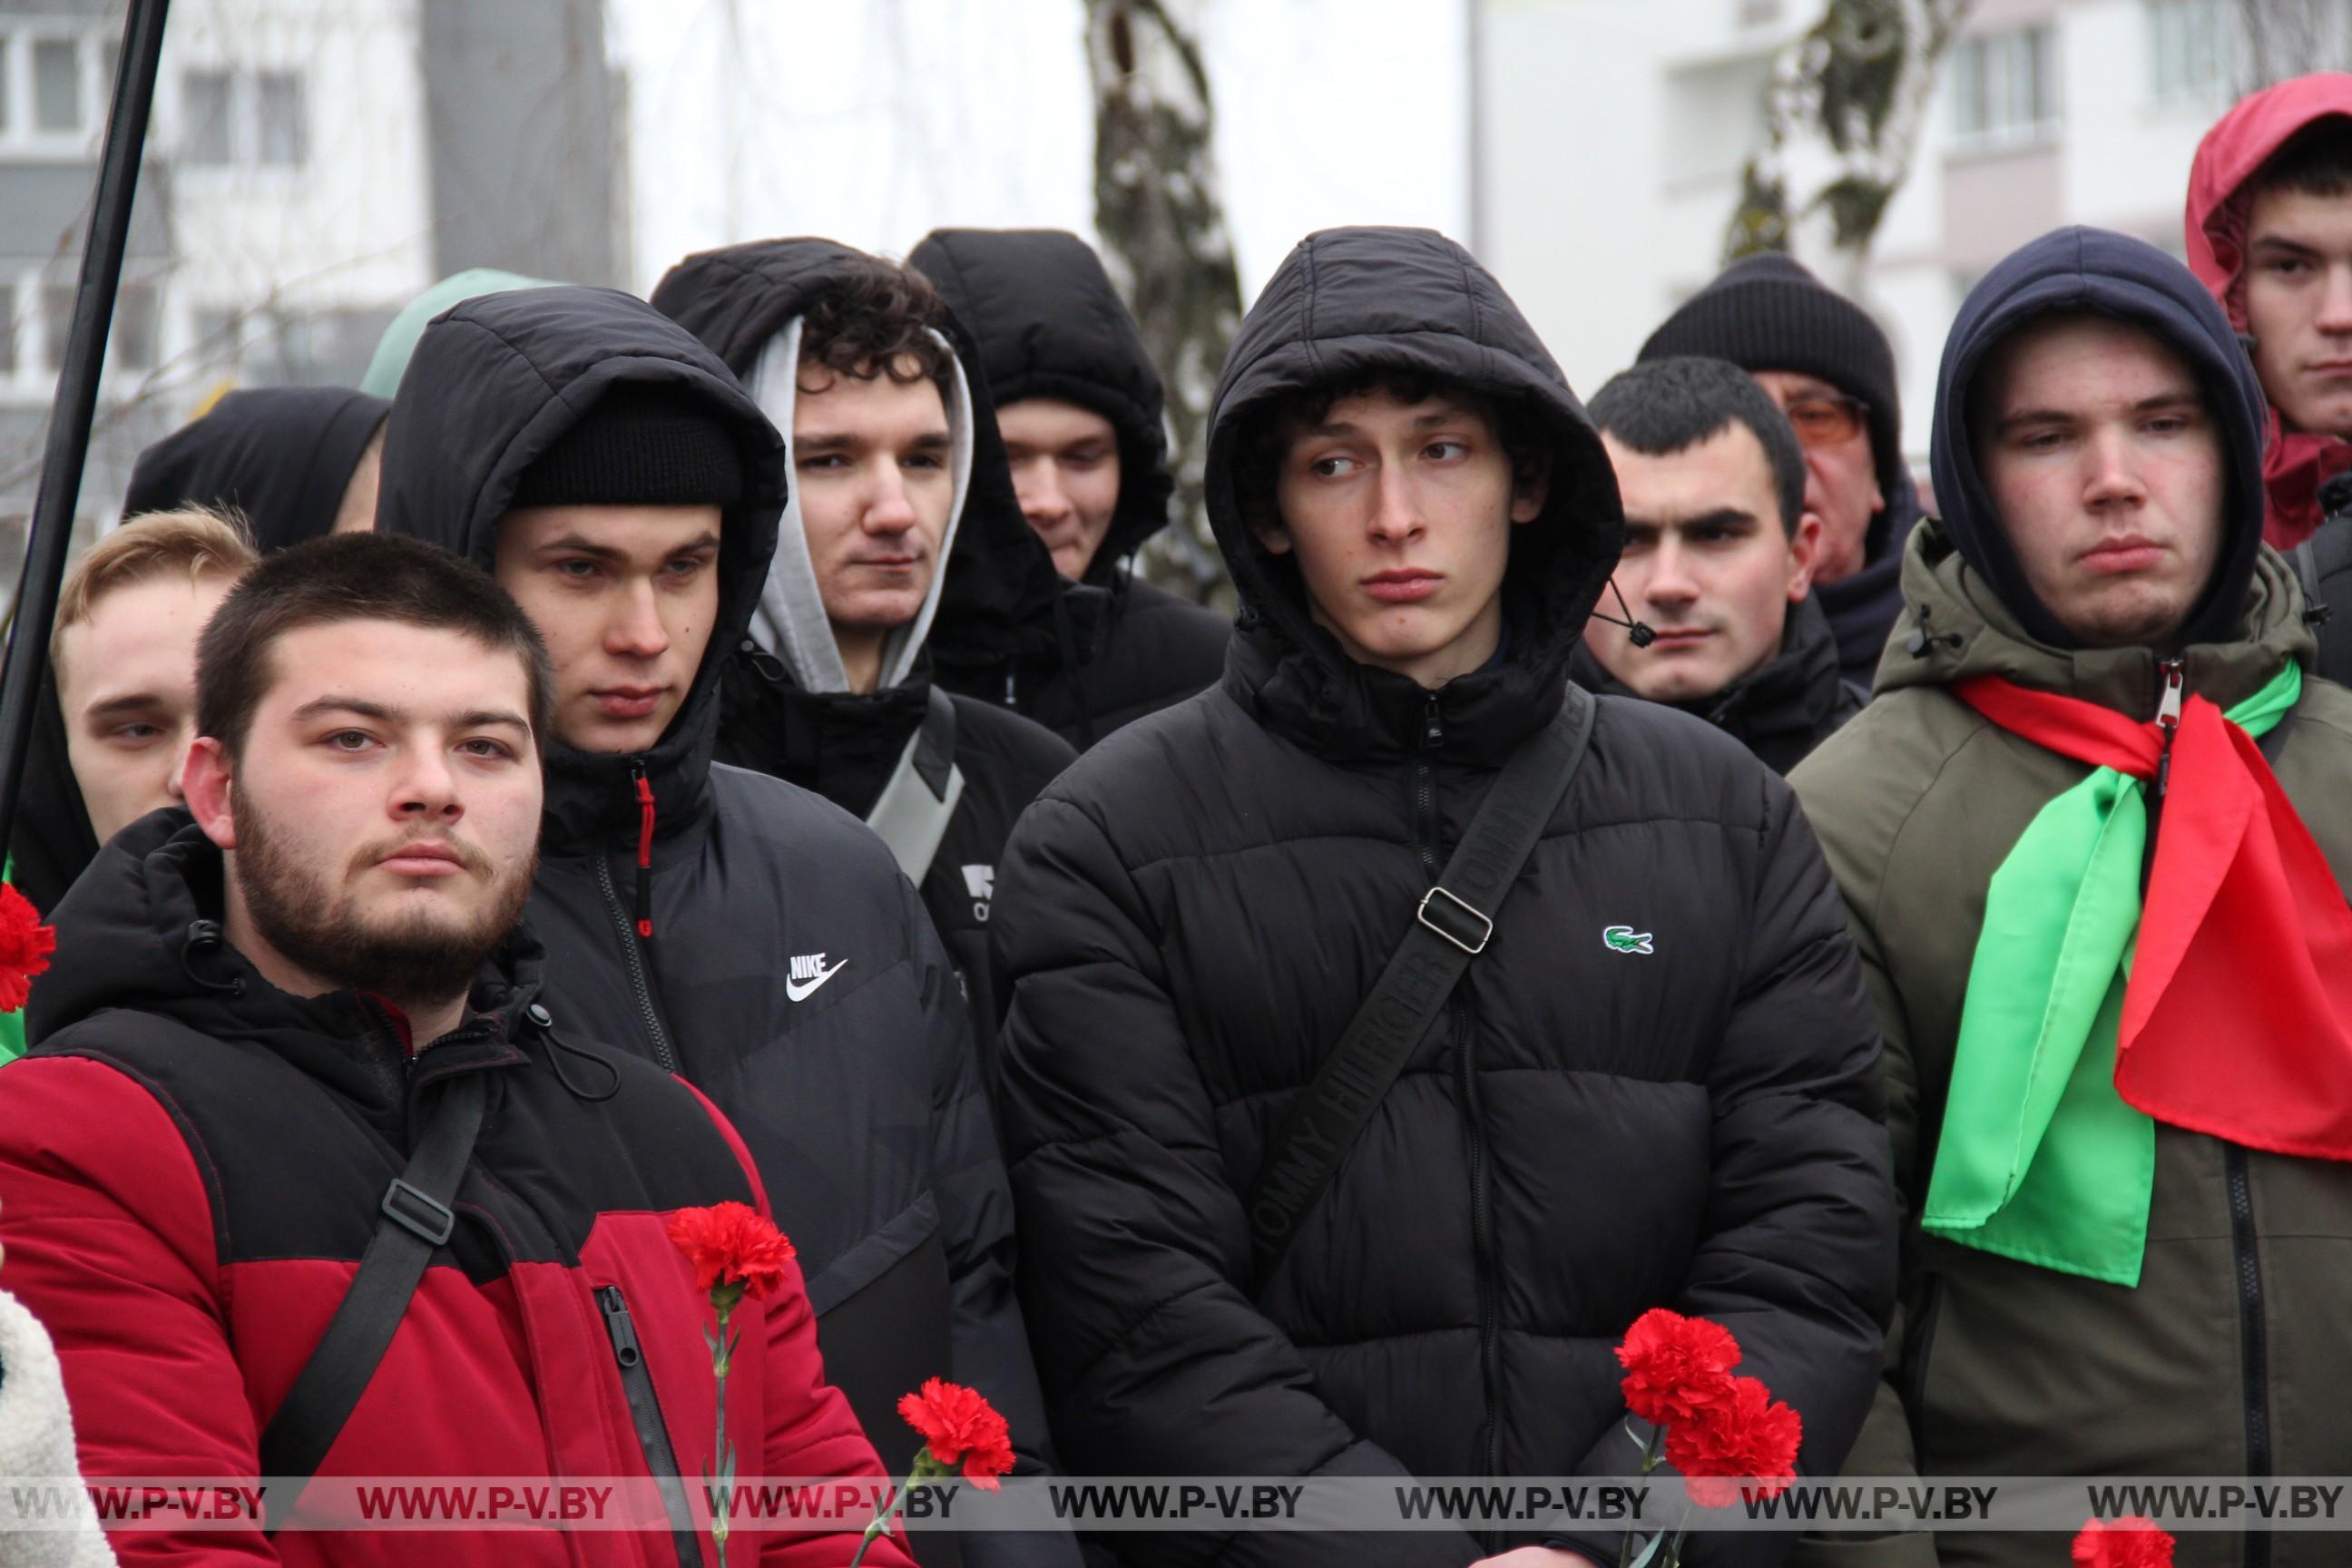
[649,243,1077,1063]
[1789,229,2352,1568]
[373,286,1063,1544]
[1640,253,1919,691]
[123,385,390,552]
[910,228,1232,747]
[993,227,1894,1568]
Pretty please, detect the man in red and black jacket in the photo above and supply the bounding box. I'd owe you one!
[0,533,912,1568]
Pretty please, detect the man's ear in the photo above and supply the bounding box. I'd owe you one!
[1510,450,1553,525]
[1250,511,1294,557]
[181,737,239,851]
[1786,509,1825,602]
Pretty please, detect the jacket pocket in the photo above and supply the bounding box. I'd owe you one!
[597,1283,701,1568]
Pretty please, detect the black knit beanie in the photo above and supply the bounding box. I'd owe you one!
[1639,252,1904,501]
[509,383,745,509]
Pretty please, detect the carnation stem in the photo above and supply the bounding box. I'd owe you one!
[710,1299,734,1568]
[1617,1426,1667,1568]
[846,1481,909,1568]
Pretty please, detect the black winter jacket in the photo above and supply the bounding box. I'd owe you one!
[373,287,1055,1499]
[911,229,1231,747]
[649,240,1079,1061]
[2292,483,2352,688]
[1570,594,1862,775]
[992,227,1896,1568]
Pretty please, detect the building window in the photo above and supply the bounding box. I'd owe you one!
[258,72,306,166]
[41,283,74,373]
[33,37,83,133]
[183,70,232,164]
[2148,0,2232,105]
[113,284,158,374]
[0,39,12,135]
[1949,26,2060,149]
[0,285,16,376]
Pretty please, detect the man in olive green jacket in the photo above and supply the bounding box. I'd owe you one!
[1789,227,2352,1568]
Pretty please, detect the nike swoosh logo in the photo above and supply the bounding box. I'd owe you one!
[785,958,849,1002]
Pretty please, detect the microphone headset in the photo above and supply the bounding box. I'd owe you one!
[1588,577,1655,648]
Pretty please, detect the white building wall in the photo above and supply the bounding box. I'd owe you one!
[1479,0,2271,468]
[160,0,434,389]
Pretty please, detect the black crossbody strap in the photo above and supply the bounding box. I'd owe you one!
[260,1071,489,1529]
[1245,686,1597,1281]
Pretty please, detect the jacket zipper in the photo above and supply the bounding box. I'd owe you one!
[591,760,678,1074]
[2151,658,2271,1564]
[632,761,658,940]
[596,1285,702,1568]
[2152,658,2185,800]
[1416,694,1504,1514]
[2228,1148,2272,1568]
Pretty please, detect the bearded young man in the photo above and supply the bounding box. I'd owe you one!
[1788,228,2352,1568]
[0,533,906,1568]
[992,226,1893,1568]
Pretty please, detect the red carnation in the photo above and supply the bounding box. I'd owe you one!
[1664,1375,1802,1508]
[2073,1517,2176,1568]
[898,1377,1015,1490]
[666,1201,796,1307]
[1616,1307,1741,1427]
[0,885,56,1014]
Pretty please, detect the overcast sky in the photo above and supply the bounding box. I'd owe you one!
[607,0,1472,305]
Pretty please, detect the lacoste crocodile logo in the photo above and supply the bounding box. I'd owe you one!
[785,953,849,1001]
[1602,926,1654,956]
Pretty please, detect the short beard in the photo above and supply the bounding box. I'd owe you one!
[234,804,537,1021]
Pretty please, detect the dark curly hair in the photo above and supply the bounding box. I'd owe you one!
[798,254,960,401]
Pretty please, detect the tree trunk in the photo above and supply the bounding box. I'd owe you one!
[1083,0,1241,607]
[1726,0,1975,290]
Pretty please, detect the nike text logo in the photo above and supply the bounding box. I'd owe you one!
[785,954,849,1001]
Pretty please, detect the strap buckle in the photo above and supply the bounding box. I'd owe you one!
[380,1178,456,1247]
[1416,885,1494,956]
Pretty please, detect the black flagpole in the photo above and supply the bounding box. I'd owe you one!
[0,0,172,869]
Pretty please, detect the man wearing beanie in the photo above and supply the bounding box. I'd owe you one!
[1641,252,1920,690]
[375,288,1063,1564]
[911,228,1232,747]
[1788,229,2352,1567]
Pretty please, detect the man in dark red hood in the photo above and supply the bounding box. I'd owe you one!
[2186,71,2352,548]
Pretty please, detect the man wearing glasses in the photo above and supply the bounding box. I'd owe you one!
[1640,253,1923,690]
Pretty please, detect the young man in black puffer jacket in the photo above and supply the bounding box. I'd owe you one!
[992,226,1896,1568]
[911,228,1232,747]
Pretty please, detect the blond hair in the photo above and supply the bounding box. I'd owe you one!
[53,505,260,666]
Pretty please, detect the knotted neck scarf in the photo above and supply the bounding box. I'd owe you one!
[1923,660,2352,1284]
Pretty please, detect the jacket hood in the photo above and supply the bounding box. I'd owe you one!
[2185,74,2352,546]
[1205,226,1622,761]
[909,228,1177,583]
[124,387,388,553]
[28,810,545,1062]
[358,268,554,398]
[1930,226,2270,652]
[373,284,787,852]
[651,238,1079,695]
[10,670,99,917]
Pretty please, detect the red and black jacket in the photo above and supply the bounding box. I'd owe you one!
[0,814,914,1568]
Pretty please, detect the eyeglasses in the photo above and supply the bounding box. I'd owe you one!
[1780,395,1869,450]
